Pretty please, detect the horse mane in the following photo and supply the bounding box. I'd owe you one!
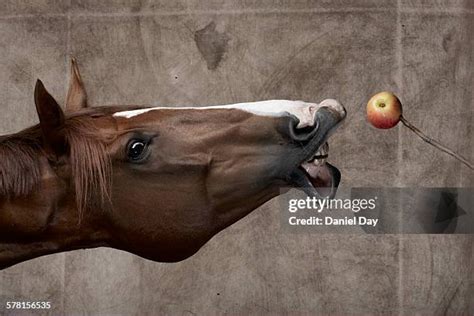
[64,116,112,216]
[0,113,112,217]
[0,128,42,197]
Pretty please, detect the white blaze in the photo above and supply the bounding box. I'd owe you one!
[113,99,345,128]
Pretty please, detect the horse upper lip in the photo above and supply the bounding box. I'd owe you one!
[309,154,328,161]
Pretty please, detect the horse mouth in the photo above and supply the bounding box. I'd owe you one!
[294,142,341,199]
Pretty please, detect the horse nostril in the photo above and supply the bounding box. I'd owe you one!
[284,100,345,142]
[288,117,319,142]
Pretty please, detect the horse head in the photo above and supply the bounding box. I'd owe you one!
[0,61,346,268]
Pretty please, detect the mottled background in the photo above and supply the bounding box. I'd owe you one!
[0,0,473,315]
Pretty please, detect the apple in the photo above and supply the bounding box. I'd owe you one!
[367,91,402,129]
[365,91,473,170]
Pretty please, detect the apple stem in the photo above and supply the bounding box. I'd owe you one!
[400,116,474,170]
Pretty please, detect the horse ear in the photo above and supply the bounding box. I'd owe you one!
[34,79,67,159]
[65,58,88,112]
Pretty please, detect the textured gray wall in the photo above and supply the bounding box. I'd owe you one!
[0,1,473,315]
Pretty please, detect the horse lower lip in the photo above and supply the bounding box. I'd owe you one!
[297,163,337,198]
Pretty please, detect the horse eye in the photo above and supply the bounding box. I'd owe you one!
[127,139,149,162]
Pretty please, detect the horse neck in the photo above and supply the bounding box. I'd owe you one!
[0,155,109,270]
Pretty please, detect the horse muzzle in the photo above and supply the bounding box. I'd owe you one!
[286,99,346,199]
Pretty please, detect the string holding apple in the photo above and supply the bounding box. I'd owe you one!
[366,91,474,170]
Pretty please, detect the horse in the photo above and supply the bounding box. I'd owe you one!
[0,59,346,269]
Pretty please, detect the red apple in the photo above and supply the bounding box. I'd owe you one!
[367,91,402,129]
[365,92,474,170]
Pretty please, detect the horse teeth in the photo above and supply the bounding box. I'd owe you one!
[310,142,329,165]
[313,157,326,166]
